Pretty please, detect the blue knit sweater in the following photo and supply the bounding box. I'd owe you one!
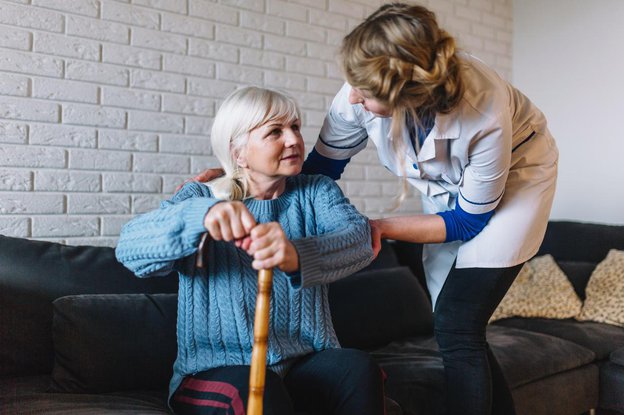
[115,174,373,400]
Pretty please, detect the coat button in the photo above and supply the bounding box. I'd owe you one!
[413,163,418,170]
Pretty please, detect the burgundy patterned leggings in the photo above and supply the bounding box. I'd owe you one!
[171,348,386,415]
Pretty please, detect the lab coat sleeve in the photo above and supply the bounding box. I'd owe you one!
[457,113,512,215]
[315,83,369,160]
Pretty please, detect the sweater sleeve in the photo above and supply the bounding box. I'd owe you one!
[115,182,220,278]
[290,176,374,288]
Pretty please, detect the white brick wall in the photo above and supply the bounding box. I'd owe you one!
[0,0,512,246]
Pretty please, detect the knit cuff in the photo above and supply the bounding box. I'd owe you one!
[291,238,324,288]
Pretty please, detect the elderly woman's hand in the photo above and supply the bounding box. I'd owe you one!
[246,222,299,273]
[203,201,256,242]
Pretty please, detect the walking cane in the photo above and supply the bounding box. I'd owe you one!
[247,268,274,415]
[196,234,273,415]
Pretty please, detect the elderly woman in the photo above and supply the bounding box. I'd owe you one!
[115,87,385,415]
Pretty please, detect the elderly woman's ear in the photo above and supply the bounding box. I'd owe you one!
[235,150,248,169]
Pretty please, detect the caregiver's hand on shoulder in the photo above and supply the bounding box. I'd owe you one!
[246,222,299,273]
[176,168,225,192]
[204,201,256,242]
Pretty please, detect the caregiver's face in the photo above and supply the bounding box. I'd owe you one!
[348,87,392,117]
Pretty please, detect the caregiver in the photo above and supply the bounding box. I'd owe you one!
[306,3,558,414]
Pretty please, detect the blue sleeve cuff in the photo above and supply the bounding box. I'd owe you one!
[437,202,494,242]
[302,147,350,180]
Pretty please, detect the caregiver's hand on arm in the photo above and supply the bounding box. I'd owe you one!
[247,223,299,273]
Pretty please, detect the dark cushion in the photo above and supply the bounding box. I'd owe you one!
[0,236,178,377]
[329,266,433,350]
[50,293,178,393]
[611,347,624,366]
[1,390,171,415]
[358,240,401,271]
[486,325,596,388]
[390,241,428,300]
[556,260,596,300]
[513,364,598,415]
[493,317,624,360]
[600,361,624,411]
[372,325,596,415]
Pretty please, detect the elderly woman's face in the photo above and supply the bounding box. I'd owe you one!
[237,118,305,179]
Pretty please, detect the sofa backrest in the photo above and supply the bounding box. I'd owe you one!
[0,236,178,378]
[538,221,624,262]
[537,221,624,299]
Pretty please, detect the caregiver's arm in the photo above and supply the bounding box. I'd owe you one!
[371,214,446,246]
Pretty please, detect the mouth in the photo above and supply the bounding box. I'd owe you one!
[280,154,300,161]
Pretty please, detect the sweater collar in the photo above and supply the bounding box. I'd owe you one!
[244,176,295,215]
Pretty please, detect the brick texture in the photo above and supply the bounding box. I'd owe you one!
[0,0,512,245]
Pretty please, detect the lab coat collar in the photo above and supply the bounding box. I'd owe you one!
[416,111,461,162]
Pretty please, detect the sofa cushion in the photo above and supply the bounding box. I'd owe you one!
[0,236,178,378]
[610,347,624,366]
[371,325,596,415]
[577,249,624,327]
[50,293,177,393]
[493,317,624,360]
[513,364,598,415]
[371,335,445,415]
[0,390,170,415]
[486,325,595,388]
[490,255,582,322]
[358,239,401,271]
[390,241,428,301]
[329,266,433,350]
[599,360,624,412]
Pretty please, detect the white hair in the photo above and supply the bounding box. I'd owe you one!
[208,86,301,200]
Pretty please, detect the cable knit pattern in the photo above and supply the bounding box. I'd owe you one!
[115,174,373,401]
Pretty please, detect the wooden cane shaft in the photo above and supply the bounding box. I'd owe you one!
[247,269,273,415]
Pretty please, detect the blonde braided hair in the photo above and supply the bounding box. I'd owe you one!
[340,2,464,207]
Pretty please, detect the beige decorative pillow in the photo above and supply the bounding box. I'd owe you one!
[576,249,624,327]
[489,255,582,323]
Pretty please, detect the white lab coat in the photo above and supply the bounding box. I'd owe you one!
[315,54,558,307]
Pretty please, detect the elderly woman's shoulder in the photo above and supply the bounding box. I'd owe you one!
[172,181,213,200]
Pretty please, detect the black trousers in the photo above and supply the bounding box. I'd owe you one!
[171,348,386,415]
[434,264,523,415]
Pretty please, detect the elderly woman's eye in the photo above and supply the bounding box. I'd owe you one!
[291,124,300,132]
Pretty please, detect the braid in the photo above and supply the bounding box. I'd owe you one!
[341,3,464,114]
[340,2,465,208]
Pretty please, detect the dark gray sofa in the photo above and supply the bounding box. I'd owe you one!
[1,221,623,415]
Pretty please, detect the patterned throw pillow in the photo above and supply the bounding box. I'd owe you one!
[490,255,582,323]
[576,249,624,327]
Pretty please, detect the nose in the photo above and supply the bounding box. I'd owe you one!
[284,129,301,147]
[348,88,364,105]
